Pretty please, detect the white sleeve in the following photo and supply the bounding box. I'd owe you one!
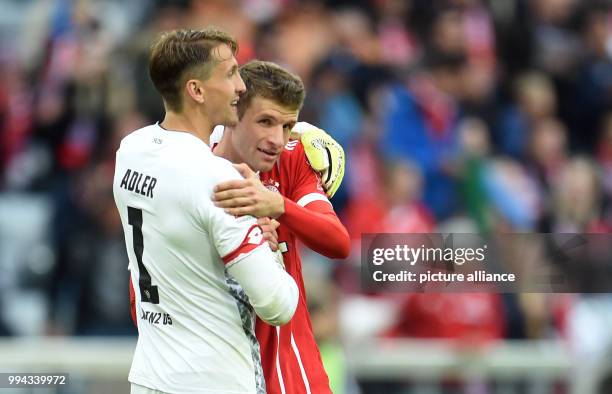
[226,243,298,326]
[209,213,298,326]
[200,160,298,325]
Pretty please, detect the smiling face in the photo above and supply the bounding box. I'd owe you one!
[199,44,246,127]
[231,96,298,172]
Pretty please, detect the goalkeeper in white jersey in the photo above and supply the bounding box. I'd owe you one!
[113,28,298,394]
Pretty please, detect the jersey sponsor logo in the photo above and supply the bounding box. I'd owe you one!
[247,226,263,245]
[119,169,158,198]
[222,225,266,265]
[263,179,280,194]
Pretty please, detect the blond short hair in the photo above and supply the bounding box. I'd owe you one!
[149,28,238,111]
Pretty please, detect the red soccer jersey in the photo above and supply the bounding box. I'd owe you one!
[257,139,333,394]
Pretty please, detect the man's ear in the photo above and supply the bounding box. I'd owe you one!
[185,79,205,104]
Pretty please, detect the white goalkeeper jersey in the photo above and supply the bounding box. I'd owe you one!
[113,124,296,394]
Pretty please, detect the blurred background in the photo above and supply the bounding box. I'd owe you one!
[0,0,612,393]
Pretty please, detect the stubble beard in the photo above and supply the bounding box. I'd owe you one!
[223,110,239,127]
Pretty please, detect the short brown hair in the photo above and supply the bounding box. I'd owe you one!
[149,28,238,112]
[237,60,305,119]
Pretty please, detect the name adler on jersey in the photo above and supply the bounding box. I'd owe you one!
[119,169,157,198]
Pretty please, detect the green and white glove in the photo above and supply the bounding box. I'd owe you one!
[291,122,345,198]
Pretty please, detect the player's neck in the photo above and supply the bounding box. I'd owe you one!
[214,127,241,164]
[160,110,213,146]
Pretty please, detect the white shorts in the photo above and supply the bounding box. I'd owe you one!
[130,383,169,394]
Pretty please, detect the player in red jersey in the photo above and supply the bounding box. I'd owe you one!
[130,60,349,393]
[211,60,349,394]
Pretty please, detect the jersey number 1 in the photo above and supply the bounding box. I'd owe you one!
[128,206,159,304]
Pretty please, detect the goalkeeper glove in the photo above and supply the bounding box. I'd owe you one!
[291,122,345,198]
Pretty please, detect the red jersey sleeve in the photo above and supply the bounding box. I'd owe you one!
[279,142,350,259]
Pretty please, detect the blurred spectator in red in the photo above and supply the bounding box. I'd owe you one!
[0,60,34,183]
[385,292,505,342]
[344,159,435,239]
[375,0,420,68]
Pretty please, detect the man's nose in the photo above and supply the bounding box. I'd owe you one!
[235,74,246,95]
[268,126,285,149]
